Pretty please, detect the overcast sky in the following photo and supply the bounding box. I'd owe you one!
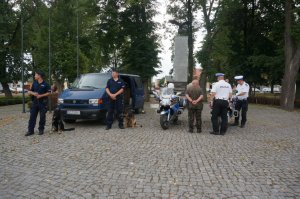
[153,0,205,80]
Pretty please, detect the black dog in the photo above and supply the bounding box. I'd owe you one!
[52,109,75,132]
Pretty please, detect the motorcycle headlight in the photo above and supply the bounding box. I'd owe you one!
[57,98,64,105]
[160,99,171,106]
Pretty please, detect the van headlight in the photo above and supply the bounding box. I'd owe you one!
[58,98,64,105]
[89,99,103,106]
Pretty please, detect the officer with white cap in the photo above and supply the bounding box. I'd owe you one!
[210,73,232,135]
[232,75,249,128]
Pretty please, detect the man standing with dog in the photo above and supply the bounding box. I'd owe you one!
[25,70,51,136]
[105,68,126,130]
[185,79,204,133]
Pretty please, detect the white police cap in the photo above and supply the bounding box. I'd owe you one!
[234,75,244,80]
[215,73,225,77]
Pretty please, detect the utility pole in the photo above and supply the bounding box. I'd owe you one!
[76,0,79,77]
[48,2,52,112]
[21,3,25,113]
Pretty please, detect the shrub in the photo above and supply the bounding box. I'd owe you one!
[0,96,30,106]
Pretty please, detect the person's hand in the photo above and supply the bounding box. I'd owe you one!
[32,92,38,97]
[110,94,117,100]
[36,94,42,99]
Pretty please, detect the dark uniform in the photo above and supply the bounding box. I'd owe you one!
[186,85,203,133]
[234,78,249,127]
[106,77,125,128]
[210,75,232,135]
[28,80,51,134]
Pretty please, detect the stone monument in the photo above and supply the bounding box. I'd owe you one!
[173,36,188,83]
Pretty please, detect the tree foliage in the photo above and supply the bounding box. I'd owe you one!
[0,0,160,97]
[197,0,286,87]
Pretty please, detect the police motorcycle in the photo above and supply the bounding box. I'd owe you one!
[209,86,239,122]
[155,83,186,130]
[227,95,239,121]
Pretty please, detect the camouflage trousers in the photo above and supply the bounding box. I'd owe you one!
[188,108,202,130]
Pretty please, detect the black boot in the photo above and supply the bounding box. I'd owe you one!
[25,132,34,136]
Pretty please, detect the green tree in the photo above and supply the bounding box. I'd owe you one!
[120,0,160,101]
[195,0,221,100]
[198,0,285,93]
[280,0,300,110]
[97,0,124,68]
[30,0,100,91]
[0,0,38,97]
[97,0,160,101]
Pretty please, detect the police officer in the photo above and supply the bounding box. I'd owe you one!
[210,73,232,135]
[25,70,51,136]
[105,68,125,130]
[232,75,249,128]
[186,79,204,133]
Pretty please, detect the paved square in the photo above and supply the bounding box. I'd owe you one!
[0,103,299,198]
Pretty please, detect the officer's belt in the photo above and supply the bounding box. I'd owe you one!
[215,98,228,101]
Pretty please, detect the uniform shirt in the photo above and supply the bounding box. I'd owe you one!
[31,80,51,103]
[106,77,125,98]
[186,86,203,109]
[211,80,232,100]
[236,82,249,100]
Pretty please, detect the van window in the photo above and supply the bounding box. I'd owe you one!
[134,77,143,88]
[72,74,110,89]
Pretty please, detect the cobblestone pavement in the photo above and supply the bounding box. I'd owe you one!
[0,103,300,199]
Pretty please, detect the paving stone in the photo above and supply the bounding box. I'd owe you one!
[0,103,299,198]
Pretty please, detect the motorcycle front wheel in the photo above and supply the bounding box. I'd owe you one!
[160,115,169,130]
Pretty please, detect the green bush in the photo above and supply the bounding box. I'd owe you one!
[249,95,300,108]
[0,96,30,106]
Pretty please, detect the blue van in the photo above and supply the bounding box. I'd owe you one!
[58,73,145,123]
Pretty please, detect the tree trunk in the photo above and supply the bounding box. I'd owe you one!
[280,0,300,110]
[200,71,207,101]
[271,83,274,94]
[1,82,13,98]
[187,0,194,83]
[55,80,63,94]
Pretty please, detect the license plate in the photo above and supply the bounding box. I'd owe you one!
[67,110,80,115]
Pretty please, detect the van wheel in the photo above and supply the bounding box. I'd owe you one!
[63,119,76,123]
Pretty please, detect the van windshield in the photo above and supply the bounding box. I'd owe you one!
[72,74,110,89]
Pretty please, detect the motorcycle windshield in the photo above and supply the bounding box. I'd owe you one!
[160,88,173,98]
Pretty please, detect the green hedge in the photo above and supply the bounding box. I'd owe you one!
[0,96,30,106]
[249,95,300,108]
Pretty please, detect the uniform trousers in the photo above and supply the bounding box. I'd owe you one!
[28,102,48,133]
[211,99,229,133]
[234,99,248,125]
[106,98,124,127]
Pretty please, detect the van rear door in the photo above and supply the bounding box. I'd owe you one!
[132,77,144,109]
